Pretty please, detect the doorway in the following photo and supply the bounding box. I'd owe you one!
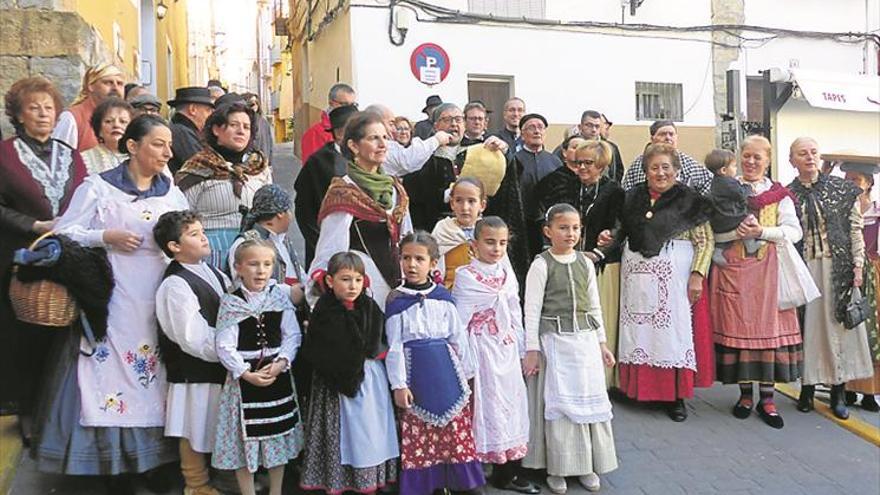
[467,75,513,134]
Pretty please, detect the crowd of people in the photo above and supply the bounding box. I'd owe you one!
[0,65,878,495]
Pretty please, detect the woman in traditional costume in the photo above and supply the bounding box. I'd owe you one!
[710,135,804,429]
[609,143,714,422]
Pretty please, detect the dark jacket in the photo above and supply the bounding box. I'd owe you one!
[513,147,562,259]
[169,113,204,175]
[293,141,346,267]
[489,127,522,160]
[413,119,435,140]
[710,175,752,233]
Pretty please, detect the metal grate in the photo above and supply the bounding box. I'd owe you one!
[635,81,683,121]
[468,0,546,18]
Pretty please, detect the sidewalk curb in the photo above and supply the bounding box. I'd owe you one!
[776,383,880,446]
[0,416,23,495]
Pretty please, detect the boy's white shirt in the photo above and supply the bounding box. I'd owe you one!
[155,261,231,363]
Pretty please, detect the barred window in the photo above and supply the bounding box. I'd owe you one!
[468,0,545,18]
[635,82,683,121]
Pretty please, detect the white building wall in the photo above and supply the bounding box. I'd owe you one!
[349,2,716,127]
[738,0,879,77]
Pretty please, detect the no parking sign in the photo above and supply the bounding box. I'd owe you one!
[410,43,450,86]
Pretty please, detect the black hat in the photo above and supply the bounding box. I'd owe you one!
[840,162,880,175]
[129,93,162,109]
[167,86,214,107]
[327,105,358,131]
[519,113,548,130]
[214,92,245,108]
[422,95,443,114]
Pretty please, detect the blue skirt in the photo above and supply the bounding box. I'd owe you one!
[29,326,178,475]
[206,228,239,272]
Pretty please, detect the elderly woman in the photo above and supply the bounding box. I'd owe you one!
[840,159,880,412]
[0,76,87,444]
[606,143,713,422]
[175,101,271,270]
[710,136,804,429]
[32,115,184,490]
[80,97,132,174]
[536,138,626,386]
[788,137,874,419]
[394,116,413,148]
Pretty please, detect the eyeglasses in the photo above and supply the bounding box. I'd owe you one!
[523,124,545,133]
[466,116,485,122]
[438,116,464,124]
[572,160,593,168]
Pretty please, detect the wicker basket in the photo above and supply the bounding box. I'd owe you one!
[8,232,78,327]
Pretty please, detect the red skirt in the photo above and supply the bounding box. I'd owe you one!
[618,363,695,402]
[692,279,716,388]
[400,401,479,470]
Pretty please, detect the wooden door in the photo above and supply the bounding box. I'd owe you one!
[468,77,512,134]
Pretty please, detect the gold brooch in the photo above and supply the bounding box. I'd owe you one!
[141,209,153,221]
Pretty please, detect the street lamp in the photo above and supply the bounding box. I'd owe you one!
[156,0,168,20]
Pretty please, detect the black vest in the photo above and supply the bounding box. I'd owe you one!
[349,218,400,287]
[231,288,298,439]
[157,262,228,384]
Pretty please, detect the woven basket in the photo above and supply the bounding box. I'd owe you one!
[8,232,78,327]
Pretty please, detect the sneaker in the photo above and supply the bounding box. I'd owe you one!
[546,476,567,494]
[578,473,601,492]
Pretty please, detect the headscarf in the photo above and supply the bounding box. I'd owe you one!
[72,64,125,105]
[240,184,291,231]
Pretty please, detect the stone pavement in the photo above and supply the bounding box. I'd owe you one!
[6,144,880,494]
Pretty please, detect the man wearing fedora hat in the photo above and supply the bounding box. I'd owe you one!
[167,86,215,174]
[413,94,442,140]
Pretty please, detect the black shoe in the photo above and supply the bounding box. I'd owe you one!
[830,384,850,420]
[732,399,753,419]
[666,400,688,422]
[861,394,880,412]
[845,391,858,405]
[797,385,815,412]
[104,475,136,495]
[756,401,784,429]
[496,478,541,494]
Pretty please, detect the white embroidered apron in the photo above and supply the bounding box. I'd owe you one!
[618,240,697,371]
[78,185,186,427]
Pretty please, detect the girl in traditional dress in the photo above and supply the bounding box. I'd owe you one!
[212,239,303,495]
[522,204,618,494]
[432,177,487,288]
[299,251,399,493]
[385,232,484,495]
[453,217,539,494]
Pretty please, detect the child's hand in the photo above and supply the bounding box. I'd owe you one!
[260,358,288,378]
[600,343,616,367]
[393,388,414,409]
[242,370,275,387]
[522,350,541,377]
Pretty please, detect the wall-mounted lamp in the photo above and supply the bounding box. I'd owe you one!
[157,0,168,20]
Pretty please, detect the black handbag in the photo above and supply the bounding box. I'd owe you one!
[842,287,869,330]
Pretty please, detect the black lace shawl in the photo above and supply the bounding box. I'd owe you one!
[618,183,713,258]
[788,174,862,321]
[301,292,387,398]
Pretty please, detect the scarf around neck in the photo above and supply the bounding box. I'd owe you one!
[622,183,712,258]
[347,162,394,210]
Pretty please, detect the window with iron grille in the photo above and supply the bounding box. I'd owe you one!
[468,0,545,18]
[635,82,683,121]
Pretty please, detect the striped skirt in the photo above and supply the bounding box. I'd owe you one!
[205,228,239,272]
[715,344,802,384]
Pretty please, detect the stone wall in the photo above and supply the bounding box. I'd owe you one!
[0,1,110,137]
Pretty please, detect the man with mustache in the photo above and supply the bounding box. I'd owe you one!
[53,64,126,152]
